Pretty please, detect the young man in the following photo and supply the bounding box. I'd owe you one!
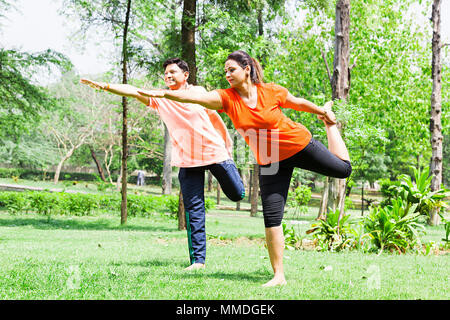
[81,58,245,270]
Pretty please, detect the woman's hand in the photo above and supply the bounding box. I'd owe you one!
[317,101,337,125]
[137,89,166,98]
[80,78,108,90]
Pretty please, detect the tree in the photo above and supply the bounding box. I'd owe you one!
[0,48,72,167]
[429,0,443,226]
[318,0,351,219]
[119,0,132,225]
[46,73,112,183]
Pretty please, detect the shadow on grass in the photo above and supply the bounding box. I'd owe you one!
[179,270,271,283]
[0,216,179,233]
[119,258,188,268]
[122,257,270,283]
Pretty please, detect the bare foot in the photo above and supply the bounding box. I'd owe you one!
[184,263,205,271]
[262,275,287,287]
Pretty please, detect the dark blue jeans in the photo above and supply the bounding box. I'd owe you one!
[178,159,245,265]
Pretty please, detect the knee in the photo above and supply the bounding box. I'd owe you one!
[225,184,246,202]
[334,160,352,179]
[264,215,283,228]
[341,160,352,178]
[233,188,246,202]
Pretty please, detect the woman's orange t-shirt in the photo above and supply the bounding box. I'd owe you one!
[216,82,312,165]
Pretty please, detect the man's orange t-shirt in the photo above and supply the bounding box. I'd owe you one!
[216,82,312,165]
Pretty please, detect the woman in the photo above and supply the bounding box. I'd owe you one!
[138,50,351,286]
[81,57,245,271]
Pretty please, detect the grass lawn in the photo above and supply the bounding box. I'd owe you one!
[0,208,448,300]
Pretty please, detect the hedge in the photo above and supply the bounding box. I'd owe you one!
[0,191,180,218]
[0,167,162,185]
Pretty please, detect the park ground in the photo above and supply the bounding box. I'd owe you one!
[0,178,448,300]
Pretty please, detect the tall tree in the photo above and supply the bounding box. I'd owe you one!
[176,0,199,230]
[119,0,132,225]
[181,0,197,85]
[318,0,351,218]
[429,0,443,226]
[162,124,172,195]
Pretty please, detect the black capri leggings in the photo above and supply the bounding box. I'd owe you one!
[259,138,352,228]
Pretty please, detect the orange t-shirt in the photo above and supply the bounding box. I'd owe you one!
[216,82,311,165]
[148,94,233,168]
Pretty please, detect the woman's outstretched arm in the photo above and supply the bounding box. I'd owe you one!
[80,78,150,105]
[285,93,336,125]
[138,88,223,110]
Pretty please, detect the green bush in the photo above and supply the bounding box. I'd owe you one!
[308,209,358,252]
[389,167,448,219]
[379,178,400,207]
[0,191,179,218]
[287,184,312,215]
[363,198,426,254]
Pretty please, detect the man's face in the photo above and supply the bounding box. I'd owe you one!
[164,63,189,90]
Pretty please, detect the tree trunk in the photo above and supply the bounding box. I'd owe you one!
[248,168,252,203]
[178,190,186,230]
[181,0,197,85]
[162,123,172,195]
[89,145,106,182]
[236,168,242,211]
[361,180,365,216]
[207,171,213,192]
[323,0,350,223]
[317,177,329,220]
[429,0,443,226]
[216,181,221,205]
[120,0,132,226]
[53,150,74,184]
[250,164,259,217]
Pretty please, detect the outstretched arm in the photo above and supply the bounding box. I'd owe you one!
[138,88,223,110]
[80,78,150,105]
[285,93,336,125]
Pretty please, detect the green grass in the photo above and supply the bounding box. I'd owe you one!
[0,210,448,300]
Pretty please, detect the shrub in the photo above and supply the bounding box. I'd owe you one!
[307,209,358,252]
[0,191,181,218]
[382,167,448,219]
[287,184,312,215]
[363,198,426,254]
[282,222,301,250]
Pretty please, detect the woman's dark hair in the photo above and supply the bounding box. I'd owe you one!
[163,58,189,73]
[226,50,263,84]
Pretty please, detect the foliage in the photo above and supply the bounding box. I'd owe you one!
[307,209,358,252]
[379,178,401,207]
[0,191,179,219]
[387,166,448,219]
[0,48,72,167]
[163,195,216,216]
[282,222,301,250]
[287,184,312,215]
[363,198,426,254]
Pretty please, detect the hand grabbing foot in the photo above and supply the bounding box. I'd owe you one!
[318,101,336,126]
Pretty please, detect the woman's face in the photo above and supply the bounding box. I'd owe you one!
[224,59,250,87]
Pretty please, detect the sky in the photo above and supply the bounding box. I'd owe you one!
[1,0,449,84]
[0,0,115,78]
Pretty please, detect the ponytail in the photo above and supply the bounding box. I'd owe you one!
[251,58,264,84]
[226,50,264,84]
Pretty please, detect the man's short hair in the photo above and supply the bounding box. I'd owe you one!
[163,58,189,73]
